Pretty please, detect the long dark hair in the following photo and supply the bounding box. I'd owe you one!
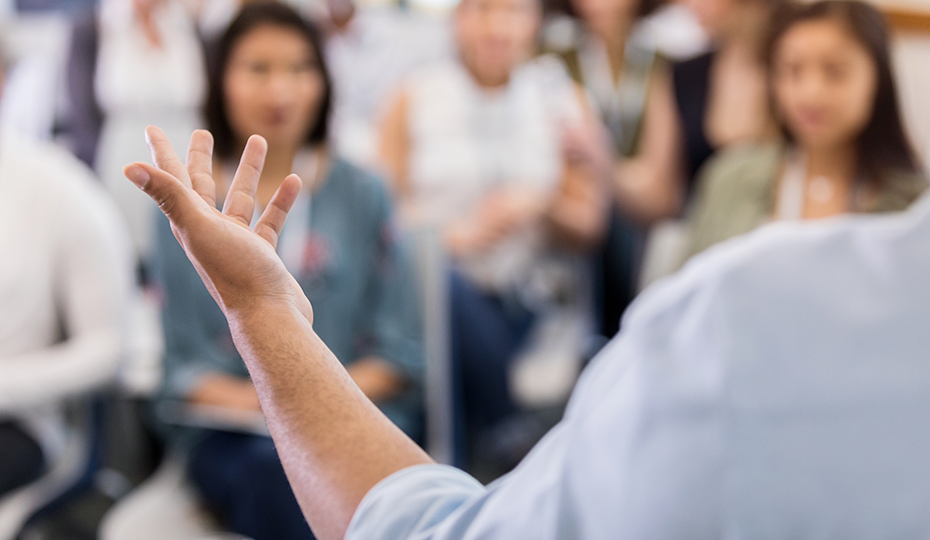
[550,0,666,22]
[206,1,332,160]
[765,0,920,185]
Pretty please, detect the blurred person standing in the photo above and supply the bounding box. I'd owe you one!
[543,0,667,337]
[573,0,783,222]
[152,4,423,540]
[65,0,206,265]
[323,0,453,167]
[379,0,607,473]
[686,0,927,258]
[63,0,207,398]
[565,0,783,289]
[0,53,134,497]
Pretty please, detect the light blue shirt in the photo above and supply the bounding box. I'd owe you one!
[348,192,930,539]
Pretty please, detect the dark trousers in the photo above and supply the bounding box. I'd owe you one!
[595,208,644,338]
[0,421,45,497]
[450,272,534,436]
[189,431,315,540]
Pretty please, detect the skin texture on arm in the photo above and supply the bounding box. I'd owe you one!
[613,65,685,223]
[377,90,411,196]
[124,127,432,540]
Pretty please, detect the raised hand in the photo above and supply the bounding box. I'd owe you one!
[124,126,312,323]
[127,128,432,540]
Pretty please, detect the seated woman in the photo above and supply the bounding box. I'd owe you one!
[686,0,927,259]
[151,4,423,540]
[378,0,606,472]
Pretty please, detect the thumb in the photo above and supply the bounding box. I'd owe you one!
[124,162,202,226]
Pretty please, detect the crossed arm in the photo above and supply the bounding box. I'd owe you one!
[124,127,432,540]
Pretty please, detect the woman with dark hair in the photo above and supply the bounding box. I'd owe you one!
[567,0,783,223]
[152,3,423,539]
[685,0,927,258]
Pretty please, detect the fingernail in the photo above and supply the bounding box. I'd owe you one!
[125,165,150,189]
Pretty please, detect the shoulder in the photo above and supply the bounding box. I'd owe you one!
[632,198,920,340]
[697,143,782,196]
[686,143,782,255]
[327,157,393,215]
[523,53,574,85]
[5,136,113,213]
[520,54,585,115]
[538,16,585,82]
[403,60,464,91]
[400,60,468,112]
[875,169,930,212]
[2,136,131,261]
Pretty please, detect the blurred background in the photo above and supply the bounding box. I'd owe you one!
[1,0,929,538]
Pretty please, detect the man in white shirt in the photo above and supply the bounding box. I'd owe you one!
[126,126,930,540]
[0,60,134,496]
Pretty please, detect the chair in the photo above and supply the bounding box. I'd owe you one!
[0,399,95,540]
[410,226,455,465]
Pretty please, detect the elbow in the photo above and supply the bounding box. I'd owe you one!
[81,328,126,392]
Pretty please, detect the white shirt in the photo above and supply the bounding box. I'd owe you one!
[325,7,453,166]
[348,192,930,539]
[0,135,133,459]
[403,57,584,296]
[94,0,206,258]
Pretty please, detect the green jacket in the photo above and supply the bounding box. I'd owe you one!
[687,143,928,259]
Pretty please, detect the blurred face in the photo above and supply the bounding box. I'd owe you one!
[223,24,325,151]
[132,0,165,15]
[772,19,877,152]
[571,0,639,39]
[455,0,540,87]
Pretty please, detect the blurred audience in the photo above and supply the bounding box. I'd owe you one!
[0,54,134,497]
[378,0,606,472]
[543,0,668,337]
[568,0,782,228]
[151,4,423,539]
[3,0,930,535]
[686,0,927,258]
[669,0,781,200]
[322,0,453,166]
[65,0,206,264]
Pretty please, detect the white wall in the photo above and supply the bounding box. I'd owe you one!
[893,31,930,170]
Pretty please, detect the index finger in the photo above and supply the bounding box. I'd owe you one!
[145,126,192,189]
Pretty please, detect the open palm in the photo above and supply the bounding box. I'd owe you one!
[124,126,313,324]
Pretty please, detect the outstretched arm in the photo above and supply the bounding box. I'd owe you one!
[124,127,432,540]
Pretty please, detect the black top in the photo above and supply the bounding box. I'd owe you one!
[672,51,717,196]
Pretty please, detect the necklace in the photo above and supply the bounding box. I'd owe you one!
[807,175,836,204]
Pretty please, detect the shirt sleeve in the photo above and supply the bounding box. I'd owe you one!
[346,421,575,540]
[0,167,134,412]
[346,249,736,540]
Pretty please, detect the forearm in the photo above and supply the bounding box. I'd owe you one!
[227,298,433,540]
